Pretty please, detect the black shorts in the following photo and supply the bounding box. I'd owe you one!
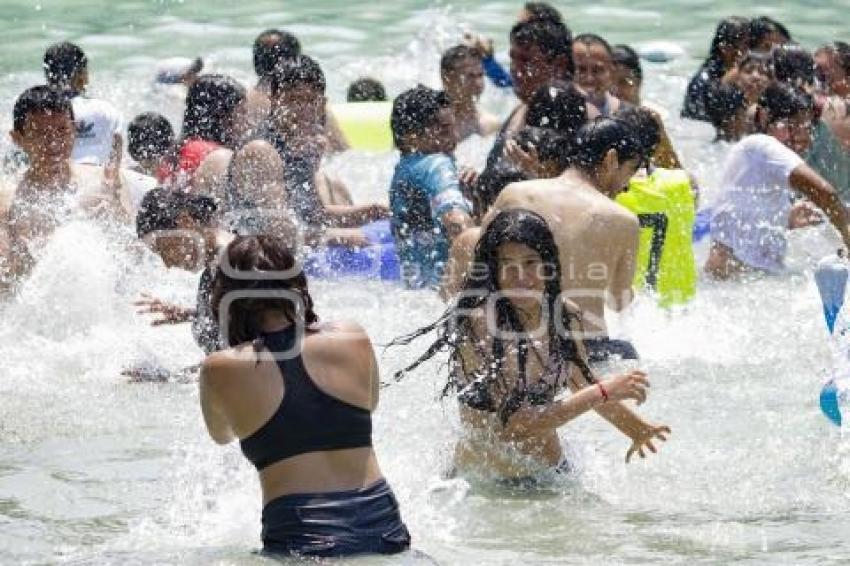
[583,337,639,363]
[261,478,411,558]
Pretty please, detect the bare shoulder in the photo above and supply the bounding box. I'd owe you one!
[307,321,373,358]
[495,178,561,210]
[201,344,259,381]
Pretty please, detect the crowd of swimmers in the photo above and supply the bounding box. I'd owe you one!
[1,1,850,559]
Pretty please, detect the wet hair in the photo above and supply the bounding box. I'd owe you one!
[756,82,813,128]
[269,54,326,97]
[43,42,87,87]
[526,80,587,136]
[12,85,74,133]
[708,17,751,64]
[253,29,301,79]
[127,112,174,162]
[390,85,450,150]
[510,20,575,77]
[346,77,387,102]
[514,126,572,172]
[706,83,747,130]
[136,188,217,238]
[182,74,246,147]
[613,106,660,163]
[389,209,594,424]
[737,51,771,74]
[211,235,318,348]
[834,41,850,75]
[440,45,481,75]
[574,33,614,57]
[613,44,642,82]
[771,44,815,88]
[522,2,563,24]
[750,16,791,50]
[570,117,642,171]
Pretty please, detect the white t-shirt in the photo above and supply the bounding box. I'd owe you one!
[71,95,123,166]
[710,133,803,273]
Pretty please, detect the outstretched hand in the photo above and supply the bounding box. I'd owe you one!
[134,293,195,325]
[626,422,671,463]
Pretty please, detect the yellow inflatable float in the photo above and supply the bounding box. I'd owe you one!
[332,101,393,152]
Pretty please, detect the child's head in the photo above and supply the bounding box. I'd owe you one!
[706,83,747,141]
[269,55,327,131]
[750,16,791,53]
[771,44,815,90]
[736,52,772,103]
[346,77,387,102]
[253,29,301,82]
[611,44,642,105]
[572,34,615,102]
[128,112,174,169]
[391,85,454,154]
[43,41,88,93]
[11,85,75,163]
[756,82,813,154]
[440,45,485,101]
[709,17,751,67]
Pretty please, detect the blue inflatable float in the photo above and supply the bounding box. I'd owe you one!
[814,253,850,426]
[305,220,400,280]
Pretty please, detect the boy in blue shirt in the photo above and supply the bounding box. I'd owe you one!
[389,86,473,288]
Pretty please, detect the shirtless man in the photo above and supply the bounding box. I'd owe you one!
[440,45,500,143]
[3,86,153,283]
[444,118,643,362]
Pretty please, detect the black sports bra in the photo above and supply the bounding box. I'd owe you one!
[239,325,372,471]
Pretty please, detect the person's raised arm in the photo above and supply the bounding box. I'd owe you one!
[789,163,850,249]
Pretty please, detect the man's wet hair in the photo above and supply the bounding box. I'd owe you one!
[570,117,642,171]
[510,19,574,76]
[614,106,661,161]
[757,82,812,127]
[514,125,573,172]
[522,2,563,24]
[613,44,642,82]
[347,77,387,102]
[526,80,587,136]
[269,54,326,97]
[182,74,246,146]
[253,29,301,79]
[128,112,174,162]
[706,83,746,130]
[136,188,218,238]
[390,85,450,150]
[43,41,87,87]
[737,51,771,72]
[771,44,815,88]
[440,45,481,75]
[13,85,74,133]
[750,16,791,49]
[574,33,614,57]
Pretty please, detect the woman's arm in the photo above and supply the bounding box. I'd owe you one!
[199,356,237,445]
[790,163,850,249]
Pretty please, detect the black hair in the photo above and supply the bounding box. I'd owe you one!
[613,106,660,163]
[43,42,87,87]
[12,85,74,133]
[750,16,791,50]
[756,82,813,129]
[253,29,301,79]
[523,2,563,24]
[708,17,751,64]
[736,51,771,75]
[514,126,572,172]
[706,83,747,130]
[136,188,217,238]
[127,112,174,162]
[181,74,246,147]
[570,117,642,171]
[834,41,850,75]
[771,44,814,88]
[613,44,642,82]
[389,208,594,424]
[390,85,450,150]
[510,19,575,77]
[574,33,614,57]
[440,45,481,75]
[211,235,318,348]
[347,77,387,102]
[269,54,326,97]
[526,80,587,136]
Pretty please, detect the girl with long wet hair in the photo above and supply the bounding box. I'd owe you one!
[391,209,667,479]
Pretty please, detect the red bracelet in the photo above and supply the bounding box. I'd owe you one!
[597,382,609,403]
